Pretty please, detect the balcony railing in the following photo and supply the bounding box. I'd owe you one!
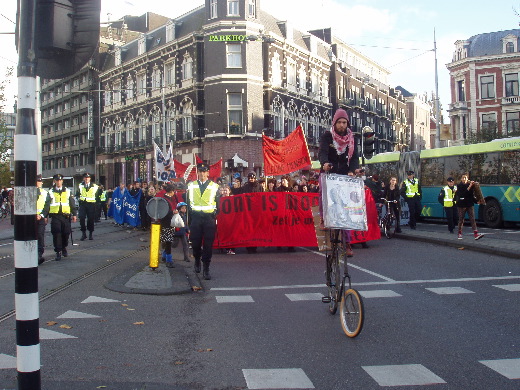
[502,96,520,104]
[229,125,243,135]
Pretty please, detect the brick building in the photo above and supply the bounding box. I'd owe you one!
[43,0,409,187]
[447,29,520,144]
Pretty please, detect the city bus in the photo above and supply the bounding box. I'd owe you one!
[364,137,520,228]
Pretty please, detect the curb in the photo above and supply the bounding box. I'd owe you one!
[395,233,520,260]
[105,261,194,296]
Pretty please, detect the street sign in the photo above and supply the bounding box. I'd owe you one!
[146,197,169,220]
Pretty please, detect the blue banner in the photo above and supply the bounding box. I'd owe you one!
[108,188,142,227]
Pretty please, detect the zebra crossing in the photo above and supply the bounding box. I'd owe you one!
[1,289,519,389]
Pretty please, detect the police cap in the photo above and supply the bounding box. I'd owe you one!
[83,172,91,178]
[53,174,64,180]
[407,170,415,175]
[36,174,43,182]
[197,163,209,172]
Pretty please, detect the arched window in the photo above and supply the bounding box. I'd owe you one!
[114,117,123,151]
[180,100,193,140]
[506,42,515,53]
[150,106,162,141]
[125,114,134,147]
[287,100,298,136]
[300,104,310,134]
[166,105,176,142]
[272,96,284,138]
[138,111,148,145]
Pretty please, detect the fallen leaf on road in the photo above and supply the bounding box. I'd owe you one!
[192,286,202,291]
[59,324,72,329]
[126,308,135,311]
[174,361,184,365]
[46,321,57,326]
[122,304,129,307]
[197,348,213,352]
[457,247,465,250]
[133,321,145,325]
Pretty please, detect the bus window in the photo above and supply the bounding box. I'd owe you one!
[501,150,520,185]
[420,157,444,186]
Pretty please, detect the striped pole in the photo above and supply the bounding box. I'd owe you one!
[15,0,41,389]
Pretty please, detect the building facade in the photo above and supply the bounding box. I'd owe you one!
[447,29,520,144]
[39,12,169,184]
[43,0,409,188]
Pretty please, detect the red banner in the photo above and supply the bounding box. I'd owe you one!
[214,191,380,248]
[195,154,203,164]
[215,193,319,248]
[350,189,381,243]
[262,125,311,176]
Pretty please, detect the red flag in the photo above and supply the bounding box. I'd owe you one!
[174,159,197,182]
[195,154,203,164]
[350,189,381,243]
[262,125,311,176]
[209,158,222,181]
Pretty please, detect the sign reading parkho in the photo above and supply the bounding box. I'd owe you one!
[215,193,320,248]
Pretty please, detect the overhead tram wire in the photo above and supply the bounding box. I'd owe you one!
[387,49,434,68]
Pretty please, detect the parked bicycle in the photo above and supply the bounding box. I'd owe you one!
[379,198,398,239]
[322,228,364,337]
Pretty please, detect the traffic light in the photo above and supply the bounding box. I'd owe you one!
[362,126,376,160]
[34,0,101,79]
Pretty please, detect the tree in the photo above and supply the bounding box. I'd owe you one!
[0,67,14,187]
[0,68,14,156]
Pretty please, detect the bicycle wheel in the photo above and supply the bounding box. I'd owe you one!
[384,214,395,239]
[326,232,341,315]
[340,288,364,338]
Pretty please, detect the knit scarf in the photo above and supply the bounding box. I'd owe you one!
[330,126,355,161]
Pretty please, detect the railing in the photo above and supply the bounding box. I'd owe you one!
[229,125,243,135]
[502,96,520,104]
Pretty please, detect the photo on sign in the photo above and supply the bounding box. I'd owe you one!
[320,174,367,231]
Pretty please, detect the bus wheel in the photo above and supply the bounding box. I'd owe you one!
[483,199,503,228]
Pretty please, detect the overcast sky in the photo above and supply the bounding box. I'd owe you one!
[1,0,519,121]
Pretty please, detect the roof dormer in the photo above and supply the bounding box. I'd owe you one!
[502,34,518,53]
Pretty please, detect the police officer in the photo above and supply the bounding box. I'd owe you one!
[400,170,422,230]
[186,163,220,280]
[36,174,51,264]
[77,172,99,240]
[48,174,77,261]
[438,177,458,233]
[97,184,108,221]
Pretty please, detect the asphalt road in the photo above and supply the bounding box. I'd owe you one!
[0,220,519,389]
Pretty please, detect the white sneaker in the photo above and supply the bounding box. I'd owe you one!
[457,233,462,240]
[474,233,484,240]
[226,249,236,255]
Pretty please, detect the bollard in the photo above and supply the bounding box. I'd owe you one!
[149,222,161,269]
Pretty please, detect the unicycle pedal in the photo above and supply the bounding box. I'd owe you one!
[321,296,332,303]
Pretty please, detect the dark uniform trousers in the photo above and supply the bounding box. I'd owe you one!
[189,212,216,263]
[37,219,46,257]
[406,197,421,228]
[79,201,96,232]
[444,206,459,232]
[50,214,71,252]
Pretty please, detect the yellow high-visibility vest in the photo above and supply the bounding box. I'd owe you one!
[187,181,219,213]
[404,179,420,198]
[79,183,99,202]
[442,185,457,207]
[100,191,107,202]
[37,188,48,215]
[49,188,72,214]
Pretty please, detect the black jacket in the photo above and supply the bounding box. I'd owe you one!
[318,130,359,175]
[455,182,476,208]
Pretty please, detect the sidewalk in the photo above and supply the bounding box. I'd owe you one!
[394,223,520,260]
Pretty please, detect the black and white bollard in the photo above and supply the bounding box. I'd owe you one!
[15,0,40,388]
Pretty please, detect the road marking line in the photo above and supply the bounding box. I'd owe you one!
[303,247,396,282]
[210,275,520,291]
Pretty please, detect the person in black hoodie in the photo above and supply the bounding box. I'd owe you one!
[455,174,483,240]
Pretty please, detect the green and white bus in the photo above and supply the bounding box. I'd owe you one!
[364,137,520,228]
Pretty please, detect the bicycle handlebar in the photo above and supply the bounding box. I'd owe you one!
[380,198,398,204]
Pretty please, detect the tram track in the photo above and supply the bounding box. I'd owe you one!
[0,244,149,324]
